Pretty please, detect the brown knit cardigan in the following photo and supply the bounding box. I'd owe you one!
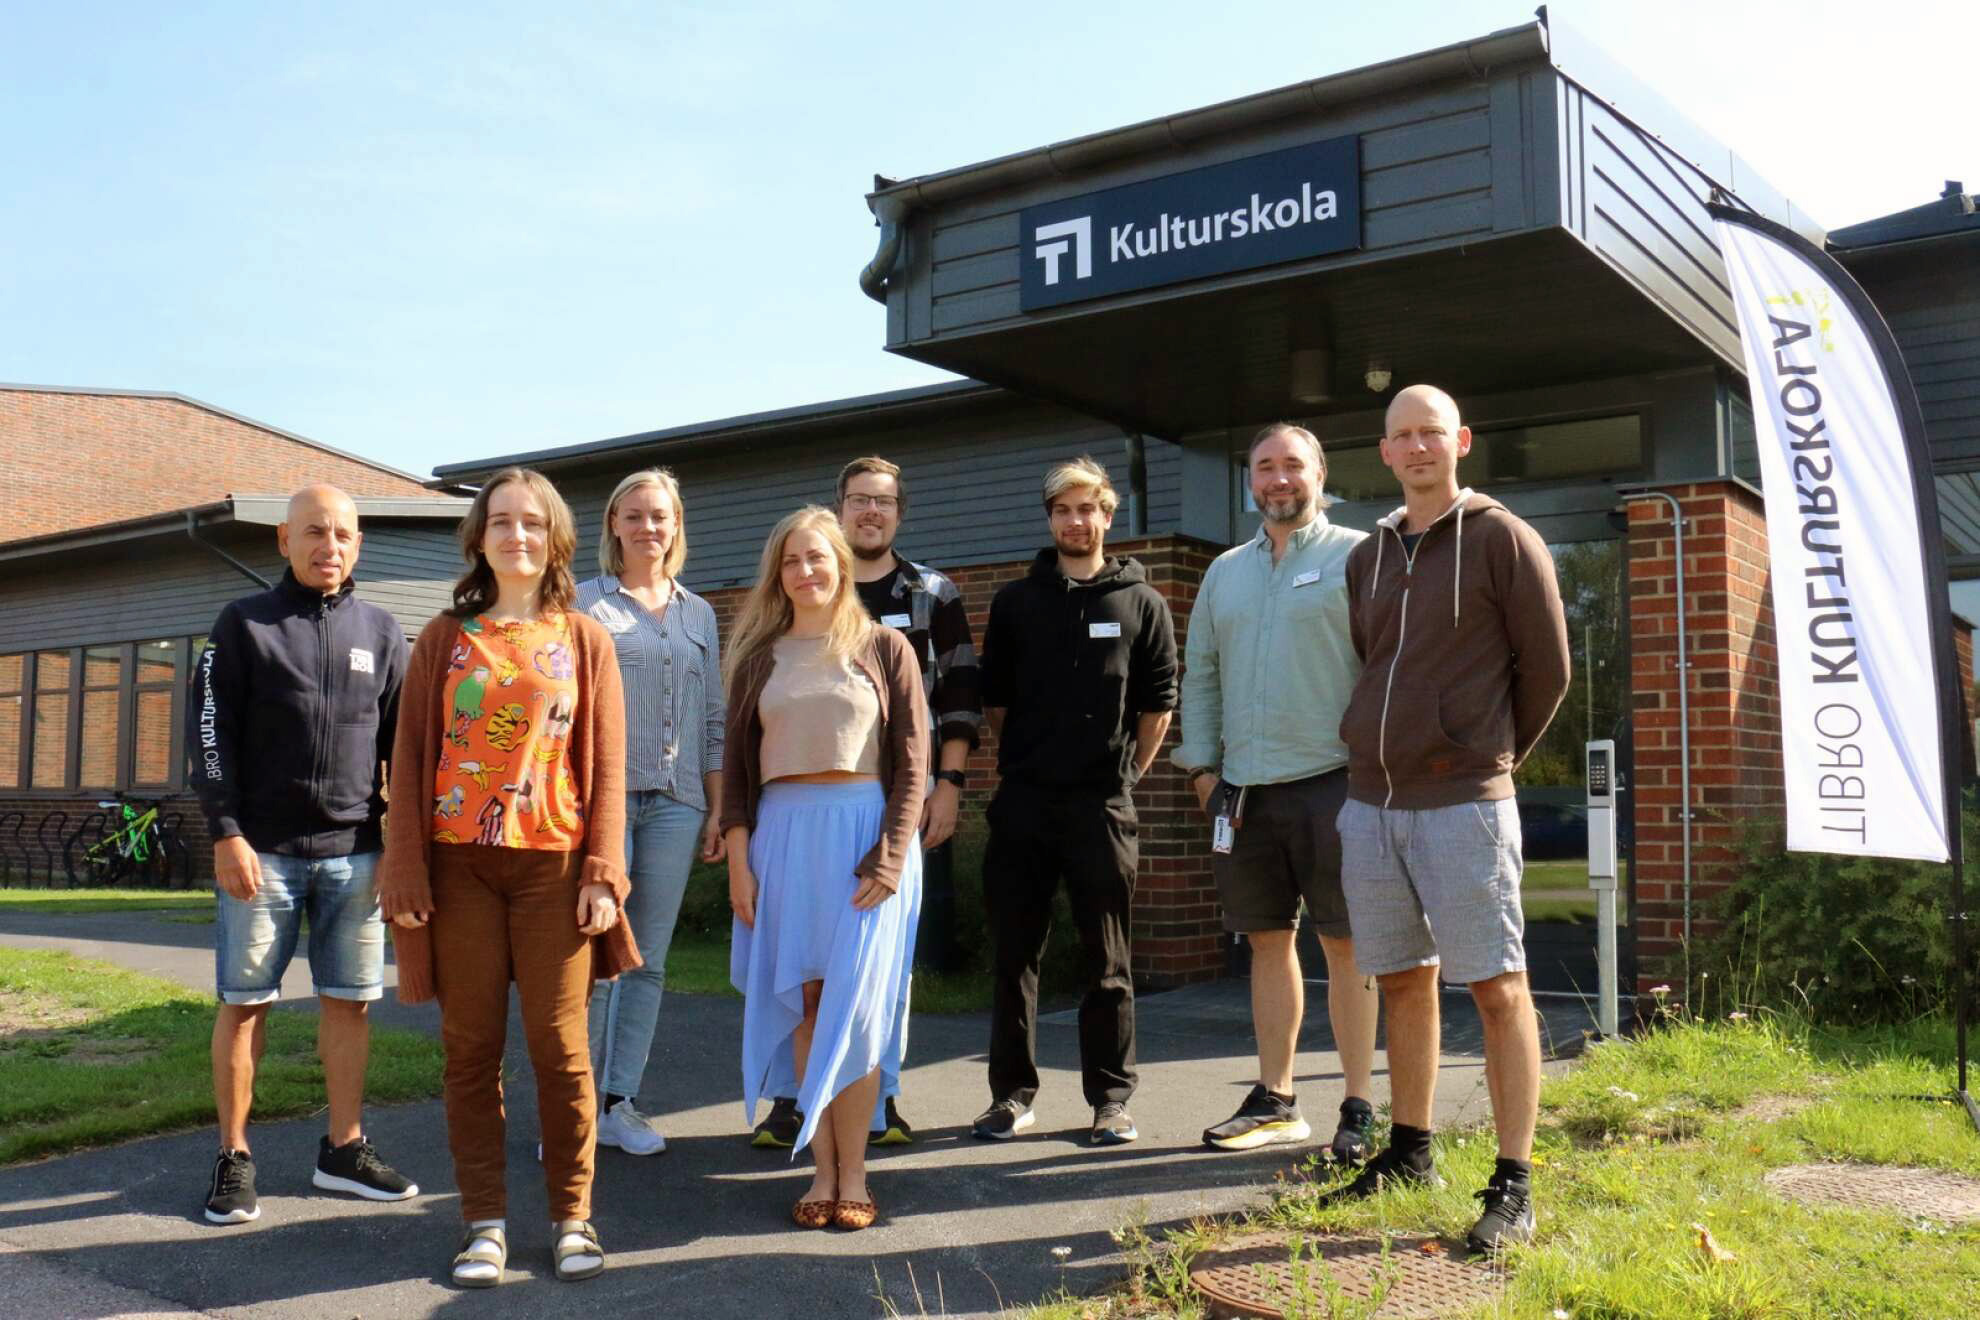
[377,610,635,1003]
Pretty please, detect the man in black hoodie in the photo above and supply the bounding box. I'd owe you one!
[975,456,1177,1147]
[188,485,417,1226]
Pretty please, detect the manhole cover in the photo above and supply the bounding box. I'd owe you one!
[1765,1163,1980,1222]
[1189,1232,1501,1319]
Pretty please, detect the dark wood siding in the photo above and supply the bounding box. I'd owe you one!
[1557,83,1741,369]
[353,526,462,630]
[543,405,1183,595]
[1845,255,1980,467]
[895,68,1558,347]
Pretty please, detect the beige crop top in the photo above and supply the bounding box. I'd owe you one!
[759,636,883,780]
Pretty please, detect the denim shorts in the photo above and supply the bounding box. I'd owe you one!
[215,851,385,1005]
[1335,798,1526,985]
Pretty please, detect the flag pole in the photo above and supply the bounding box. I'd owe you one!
[1710,204,1976,1133]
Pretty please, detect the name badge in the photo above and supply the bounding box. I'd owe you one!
[881,613,912,629]
[1293,570,1322,588]
[1212,814,1235,854]
[1089,621,1122,639]
[349,647,375,674]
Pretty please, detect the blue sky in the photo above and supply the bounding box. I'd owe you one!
[4,0,1973,477]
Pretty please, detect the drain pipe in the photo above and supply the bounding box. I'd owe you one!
[186,511,271,588]
[1620,490,1693,986]
[860,185,908,305]
[1125,434,1149,535]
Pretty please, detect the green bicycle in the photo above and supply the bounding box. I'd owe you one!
[67,795,191,888]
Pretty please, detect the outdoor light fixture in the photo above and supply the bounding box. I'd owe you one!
[1364,367,1392,393]
[1290,348,1333,404]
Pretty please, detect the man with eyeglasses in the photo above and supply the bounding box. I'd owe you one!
[746,456,983,1150]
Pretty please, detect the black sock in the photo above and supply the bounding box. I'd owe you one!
[1390,1123,1435,1164]
[1495,1156,1532,1188]
[1267,1088,1296,1107]
[603,1093,628,1112]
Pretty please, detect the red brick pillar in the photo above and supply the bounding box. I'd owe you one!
[1625,482,1783,993]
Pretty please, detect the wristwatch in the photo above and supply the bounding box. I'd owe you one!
[934,769,966,789]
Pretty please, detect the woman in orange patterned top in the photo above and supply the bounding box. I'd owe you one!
[377,467,630,1288]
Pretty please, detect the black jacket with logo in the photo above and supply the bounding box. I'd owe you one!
[186,571,409,857]
[981,549,1178,796]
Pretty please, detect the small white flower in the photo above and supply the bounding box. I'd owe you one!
[1728,1011,1748,1021]
[1650,984,1672,995]
[1050,1245,1073,1261]
[1554,1310,1572,1319]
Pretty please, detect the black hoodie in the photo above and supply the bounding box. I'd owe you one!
[186,570,408,857]
[981,549,1178,795]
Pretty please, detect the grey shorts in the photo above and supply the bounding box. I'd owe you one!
[1335,797,1526,985]
[1211,770,1353,937]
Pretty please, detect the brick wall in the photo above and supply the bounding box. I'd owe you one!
[705,534,1226,987]
[2,388,432,543]
[1626,481,1782,991]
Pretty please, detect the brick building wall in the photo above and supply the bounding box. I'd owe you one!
[2,387,432,543]
[703,534,1227,987]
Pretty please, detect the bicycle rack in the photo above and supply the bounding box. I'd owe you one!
[0,811,21,885]
[36,811,69,887]
[158,811,193,888]
[66,811,108,886]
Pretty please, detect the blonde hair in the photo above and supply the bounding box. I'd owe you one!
[450,467,578,618]
[723,506,874,690]
[599,468,688,580]
[1041,455,1119,515]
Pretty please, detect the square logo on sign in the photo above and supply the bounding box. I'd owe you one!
[1033,216,1092,287]
[349,648,375,674]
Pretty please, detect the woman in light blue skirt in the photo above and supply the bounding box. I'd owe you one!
[719,507,927,1231]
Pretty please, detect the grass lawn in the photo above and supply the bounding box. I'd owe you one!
[0,947,444,1165]
[0,887,214,916]
[1026,1009,1980,1317]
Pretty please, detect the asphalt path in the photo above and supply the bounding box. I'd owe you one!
[0,909,1594,1318]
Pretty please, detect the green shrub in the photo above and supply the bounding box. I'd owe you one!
[1693,800,1973,1022]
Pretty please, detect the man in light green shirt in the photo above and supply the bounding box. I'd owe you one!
[1175,423,1382,1157]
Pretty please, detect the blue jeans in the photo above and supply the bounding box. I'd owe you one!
[215,851,384,1005]
[587,790,705,1099]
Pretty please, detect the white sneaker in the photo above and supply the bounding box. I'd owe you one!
[596,1099,667,1156]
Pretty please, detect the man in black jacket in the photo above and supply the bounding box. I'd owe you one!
[975,457,1177,1146]
[188,485,417,1225]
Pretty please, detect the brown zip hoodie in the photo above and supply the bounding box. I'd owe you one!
[1339,490,1570,810]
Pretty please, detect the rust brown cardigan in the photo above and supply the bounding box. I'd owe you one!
[719,626,928,890]
[377,610,635,1003]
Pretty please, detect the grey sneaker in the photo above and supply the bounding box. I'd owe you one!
[1467,1174,1536,1254]
[1203,1084,1310,1150]
[1091,1102,1138,1146]
[971,1098,1035,1140]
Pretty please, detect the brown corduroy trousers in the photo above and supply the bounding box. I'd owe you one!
[430,844,595,1223]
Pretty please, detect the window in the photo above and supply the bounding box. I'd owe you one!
[132,640,179,787]
[0,654,21,789]
[1320,415,1647,505]
[9,639,195,793]
[32,650,71,788]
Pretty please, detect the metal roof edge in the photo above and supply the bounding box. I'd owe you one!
[431,377,1009,480]
[0,381,430,487]
[865,20,1547,214]
[0,496,469,564]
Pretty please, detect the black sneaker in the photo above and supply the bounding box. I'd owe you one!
[971,1098,1035,1140]
[313,1135,418,1201]
[204,1148,259,1224]
[751,1096,802,1149]
[868,1096,914,1146]
[1203,1084,1311,1150]
[1467,1174,1536,1254]
[1091,1102,1138,1146]
[1329,1097,1376,1164]
[1316,1143,1444,1206]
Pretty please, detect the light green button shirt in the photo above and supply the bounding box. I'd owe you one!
[1174,512,1366,786]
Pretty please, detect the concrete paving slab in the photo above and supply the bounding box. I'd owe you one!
[0,911,1592,1318]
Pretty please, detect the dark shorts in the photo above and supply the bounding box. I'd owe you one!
[1211,769,1353,937]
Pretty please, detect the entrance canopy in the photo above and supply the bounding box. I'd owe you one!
[862,14,1818,440]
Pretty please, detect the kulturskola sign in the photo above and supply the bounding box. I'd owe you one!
[1018,136,1361,311]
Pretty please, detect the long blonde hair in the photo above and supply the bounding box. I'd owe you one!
[598,467,688,580]
[449,467,578,619]
[723,506,873,690]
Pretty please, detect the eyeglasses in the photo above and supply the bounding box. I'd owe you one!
[843,495,900,513]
